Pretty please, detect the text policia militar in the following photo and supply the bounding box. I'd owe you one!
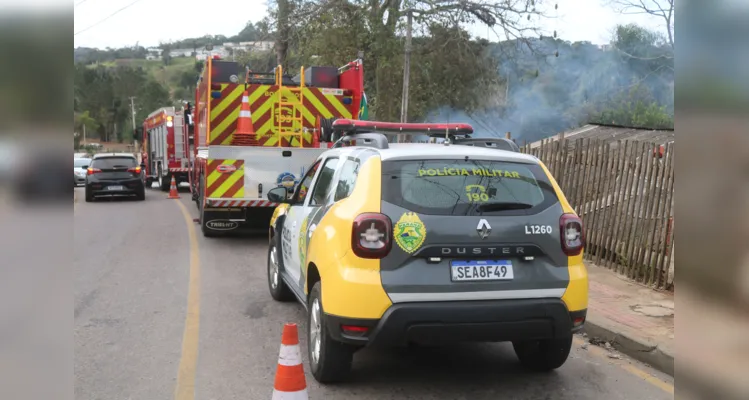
[418,168,522,178]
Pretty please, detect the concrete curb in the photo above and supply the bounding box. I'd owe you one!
[582,316,674,377]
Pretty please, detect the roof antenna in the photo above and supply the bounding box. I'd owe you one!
[443,126,451,146]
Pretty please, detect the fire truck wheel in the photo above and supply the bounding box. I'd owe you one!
[199,174,219,238]
[158,167,170,192]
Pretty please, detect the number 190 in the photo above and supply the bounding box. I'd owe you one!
[467,192,489,202]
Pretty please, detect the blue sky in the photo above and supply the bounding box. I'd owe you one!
[71,0,664,49]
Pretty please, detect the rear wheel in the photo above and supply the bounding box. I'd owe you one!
[198,174,217,237]
[307,282,354,383]
[84,188,93,202]
[158,166,170,192]
[513,336,573,372]
[136,187,145,201]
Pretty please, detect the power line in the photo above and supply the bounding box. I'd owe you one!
[75,0,91,7]
[74,0,145,36]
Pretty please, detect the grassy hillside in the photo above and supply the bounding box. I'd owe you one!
[87,57,198,100]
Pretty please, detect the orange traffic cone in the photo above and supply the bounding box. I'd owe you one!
[167,176,180,199]
[231,90,258,146]
[271,323,308,400]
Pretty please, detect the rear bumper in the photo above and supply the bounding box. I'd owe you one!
[87,179,144,195]
[324,299,585,347]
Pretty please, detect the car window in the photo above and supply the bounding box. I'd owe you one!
[74,159,90,168]
[381,159,559,216]
[309,158,340,206]
[91,157,137,169]
[334,158,360,202]
[294,160,321,204]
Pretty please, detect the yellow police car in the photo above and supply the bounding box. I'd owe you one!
[265,119,587,383]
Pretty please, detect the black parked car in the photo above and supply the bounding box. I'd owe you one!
[85,154,145,202]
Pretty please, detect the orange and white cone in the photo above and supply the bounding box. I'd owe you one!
[232,90,258,146]
[167,175,180,199]
[271,323,308,400]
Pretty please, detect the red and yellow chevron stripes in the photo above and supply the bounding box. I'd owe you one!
[208,83,355,147]
[205,159,245,199]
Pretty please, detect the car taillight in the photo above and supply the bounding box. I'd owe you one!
[128,166,142,174]
[87,167,101,175]
[351,213,392,259]
[560,213,585,256]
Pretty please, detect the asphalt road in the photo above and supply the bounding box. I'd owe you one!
[74,185,674,400]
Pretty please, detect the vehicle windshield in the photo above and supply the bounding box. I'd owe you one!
[381,159,559,216]
[74,158,90,168]
[91,157,137,169]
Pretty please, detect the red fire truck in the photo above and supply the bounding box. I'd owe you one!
[141,107,191,191]
[185,56,366,236]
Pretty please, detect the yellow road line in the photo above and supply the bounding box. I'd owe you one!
[174,200,201,400]
[573,337,674,394]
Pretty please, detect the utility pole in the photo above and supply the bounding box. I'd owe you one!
[398,9,413,144]
[83,124,86,146]
[129,96,138,154]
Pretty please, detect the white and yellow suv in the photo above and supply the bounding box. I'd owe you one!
[265,119,588,383]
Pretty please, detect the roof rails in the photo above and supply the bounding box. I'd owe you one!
[332,119,474,138]
[330,119,520,152]
[452,137,520,152]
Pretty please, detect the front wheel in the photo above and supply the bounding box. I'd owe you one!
[307,282,354,383]
[267,241,294,301]
[513,336,573,372]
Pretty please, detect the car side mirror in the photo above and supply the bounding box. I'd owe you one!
[81,165,88,170]
[267,187,290,204]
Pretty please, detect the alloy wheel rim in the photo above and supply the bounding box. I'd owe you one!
[310,298,322,366]
[269,246,279,289]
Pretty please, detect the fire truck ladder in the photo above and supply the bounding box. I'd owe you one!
[274,65,305,147]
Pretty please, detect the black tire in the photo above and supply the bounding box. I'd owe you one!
[319,117,338,142]
[84,188,93,202]
[267,237,294,302]
[158,166,170,192]
[136,188,145,201]
[307,282,355,383]
[512,336,573,372]
[199,174,218,237]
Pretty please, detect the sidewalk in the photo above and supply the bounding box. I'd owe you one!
[583,262,674,376]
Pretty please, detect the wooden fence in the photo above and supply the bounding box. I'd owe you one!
[520,138,675,290]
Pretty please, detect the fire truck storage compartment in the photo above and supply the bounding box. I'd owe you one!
[173,114,185,165]
[149,124,167,163]
[292,66,339,88]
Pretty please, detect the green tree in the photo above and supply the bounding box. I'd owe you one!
[270,0,546,121]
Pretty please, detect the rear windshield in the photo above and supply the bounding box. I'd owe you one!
[91,157,137,169]
[381,159,559,216]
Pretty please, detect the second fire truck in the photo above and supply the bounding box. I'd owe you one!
[141,107,192,191]
[185,56,367,236]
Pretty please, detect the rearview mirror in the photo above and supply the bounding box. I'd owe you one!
[267,187,290,204]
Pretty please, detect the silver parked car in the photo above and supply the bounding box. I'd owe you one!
[74,157,91,186]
